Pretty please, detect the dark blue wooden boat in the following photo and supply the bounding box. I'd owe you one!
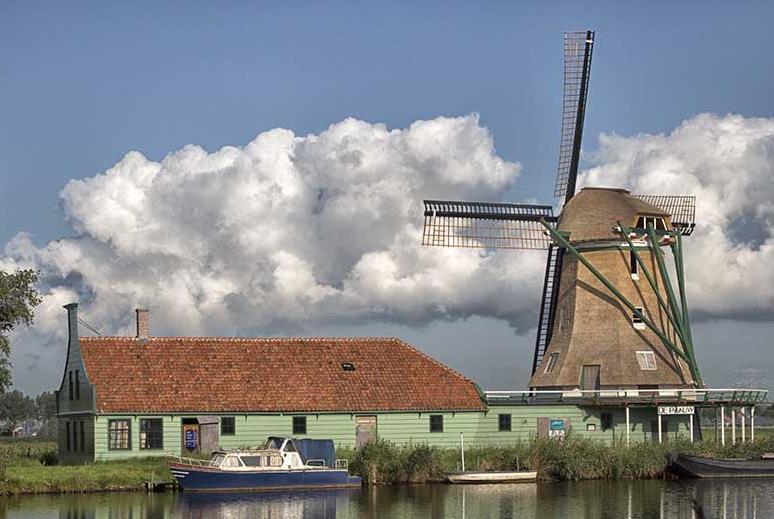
[668,452,774,478]
[168,437,361,492]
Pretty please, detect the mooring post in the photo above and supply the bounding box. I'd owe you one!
[720,406,725,446]
[657,413,662,444]
[731,409,736,445]
[625,406,630,447]
[460,432,465,472]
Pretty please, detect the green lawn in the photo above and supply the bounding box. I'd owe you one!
[0,438,172,495]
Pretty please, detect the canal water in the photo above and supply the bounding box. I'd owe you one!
[2,479,772,518]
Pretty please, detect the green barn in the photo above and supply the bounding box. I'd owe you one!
[57,304,746,465]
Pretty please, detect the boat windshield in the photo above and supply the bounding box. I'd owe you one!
[210,454,224,467]
[240,455,262,467]
[264,438,284,450]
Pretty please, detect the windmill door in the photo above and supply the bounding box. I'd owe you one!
[581,365,601,392]
[356,416,377,447]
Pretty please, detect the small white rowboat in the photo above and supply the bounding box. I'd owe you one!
[446,471,538,484]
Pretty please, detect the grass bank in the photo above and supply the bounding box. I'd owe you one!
[0,440,172,495]
[344,433,774,484]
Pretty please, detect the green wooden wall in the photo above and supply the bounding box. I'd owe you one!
[82,405,691,462]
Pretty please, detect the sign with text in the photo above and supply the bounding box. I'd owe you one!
[658,406,694,415]
[548,418,566,439]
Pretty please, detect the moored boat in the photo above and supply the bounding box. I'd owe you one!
[668,452,774,478]
[446,471,538,484]
[167,437,362,491]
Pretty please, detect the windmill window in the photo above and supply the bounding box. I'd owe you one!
[629,251,639,280]
[544,353,559,374]
[636,351,657,371]
[66,421,71,451]
[75,370,80,400]
[341,362,356,372]
[632,307,646,330]
[80,421,85,452]
[636,216,666,232]
[68,371,73,401]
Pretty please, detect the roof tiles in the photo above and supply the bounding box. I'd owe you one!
[79,336,486,414]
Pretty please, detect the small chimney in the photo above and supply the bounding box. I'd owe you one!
[135,308,150,338]
[64,303,79,343]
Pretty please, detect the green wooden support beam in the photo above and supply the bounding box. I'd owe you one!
[538,218,692,366]
[645,225,702,385]
[616,222,689,348]
[672,232,697,367]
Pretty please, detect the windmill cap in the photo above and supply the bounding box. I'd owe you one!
[559,187,669,242]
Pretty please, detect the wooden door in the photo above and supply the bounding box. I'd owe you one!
[581,365,601,391]
[355,416,377,447]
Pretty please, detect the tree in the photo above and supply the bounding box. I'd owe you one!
[0,390,35,433]
[0,269,42,393]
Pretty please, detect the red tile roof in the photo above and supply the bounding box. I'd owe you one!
[79,336,486,413]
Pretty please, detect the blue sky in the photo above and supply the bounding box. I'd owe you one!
[2,1,774,393]
[4,1,774,244]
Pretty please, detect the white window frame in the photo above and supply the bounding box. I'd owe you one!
[632,307,646,330]
[544,352,559,374]
[636,350,657,370]
[629,251,639,280]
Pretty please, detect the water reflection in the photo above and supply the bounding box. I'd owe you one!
[3,479,774,519]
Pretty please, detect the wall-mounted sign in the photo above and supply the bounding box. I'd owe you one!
[549,418,566,439]
[184,427,198,449]
[658,406,694,415]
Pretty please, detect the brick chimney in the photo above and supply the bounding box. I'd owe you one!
[135,308,150,338]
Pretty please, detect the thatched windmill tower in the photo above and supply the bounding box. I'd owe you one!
[421,31,702,391]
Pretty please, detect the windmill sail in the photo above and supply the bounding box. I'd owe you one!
[422,200,556,250]
[634,194,696,235]
[533,30,595,376]
[554,30,595,204]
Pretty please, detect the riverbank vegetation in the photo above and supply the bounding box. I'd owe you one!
[3,430,774,493]
[0,440,170,495]
[346,432,774,484]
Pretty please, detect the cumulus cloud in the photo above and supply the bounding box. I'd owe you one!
[2,115,549,341]
[579,113,774,320]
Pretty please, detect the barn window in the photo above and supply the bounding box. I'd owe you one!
[636,351,657,371]
[66,421,71,451]
[544,353,559,373]
[140,419,163,449]
[629,251,639,279]
[632,307,646,330]
[79,421,85,452]
[68,371,73,401]
[429,415,444,433]
[108,419,131,450]
[601,412,614,431]
[221,417,236,436]
[73,421,78,452]
[75,370,80,400]
[498,414,512,432]
[293,416,307,435]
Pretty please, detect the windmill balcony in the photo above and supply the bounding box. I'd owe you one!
[485,388,768,407]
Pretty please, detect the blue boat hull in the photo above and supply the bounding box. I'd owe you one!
[169,463,362,492]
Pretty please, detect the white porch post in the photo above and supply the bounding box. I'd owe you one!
[657,413,662,444]
[742,407,746,443]
[752,406,756,442]
[732,409,736,445]
[625,406,630,447]
[720,406,725,446]
[689,413,694,443]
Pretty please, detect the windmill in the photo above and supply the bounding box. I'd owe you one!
[421,31,702,391]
